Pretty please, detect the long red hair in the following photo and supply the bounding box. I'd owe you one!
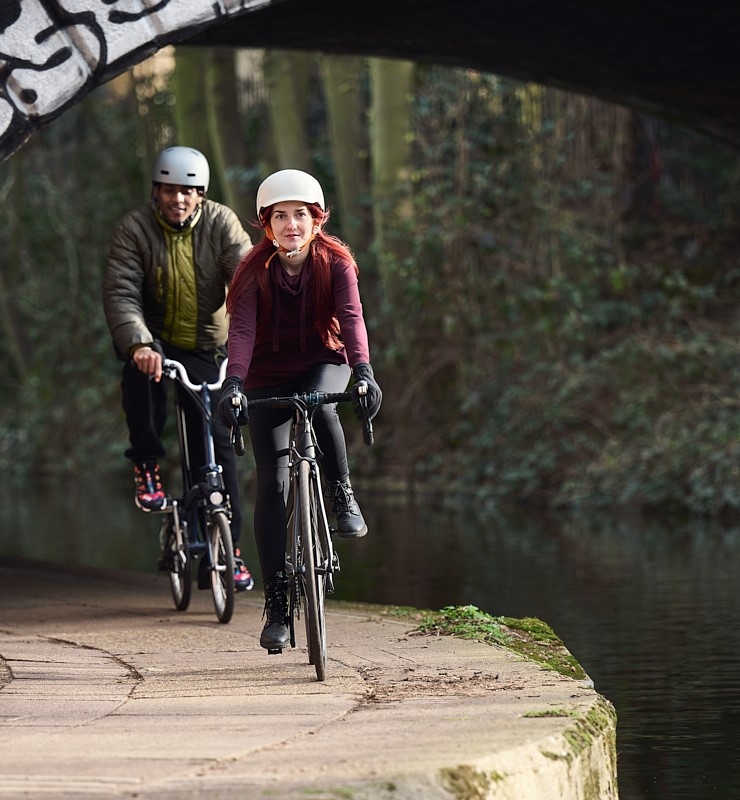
[227,203,359,351]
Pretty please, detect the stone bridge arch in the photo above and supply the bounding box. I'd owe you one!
[1,1,739,163]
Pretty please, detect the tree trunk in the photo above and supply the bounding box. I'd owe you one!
[173,47,209,153]
[320,55,371,250]
[263,50,312,171]
[204,48,253,217]
[212,48,255,222]
[172,47,231,200]
[368,57,415,309]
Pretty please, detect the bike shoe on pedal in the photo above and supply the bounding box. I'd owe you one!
[234,548,255,592]
[328,478,368,538]
[134,461,167,512]
[261,573,290,651]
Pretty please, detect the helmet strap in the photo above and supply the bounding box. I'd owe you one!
[263,223,319,267]
[285,232,316,258]
[154,202,202,232]
[152,191,203,230]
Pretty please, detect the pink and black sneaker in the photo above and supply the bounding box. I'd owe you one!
[134,461,167,512]
[234,548,255,591]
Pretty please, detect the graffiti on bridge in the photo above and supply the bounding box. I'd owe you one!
[0,0,269,162]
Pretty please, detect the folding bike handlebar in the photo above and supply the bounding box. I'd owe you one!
[161,357,229,394]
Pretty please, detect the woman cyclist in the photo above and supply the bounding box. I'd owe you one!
[218,169,382,651]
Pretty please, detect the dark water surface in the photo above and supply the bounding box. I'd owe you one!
[2,480,739,799]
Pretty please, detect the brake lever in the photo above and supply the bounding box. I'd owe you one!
[360,393,374,447]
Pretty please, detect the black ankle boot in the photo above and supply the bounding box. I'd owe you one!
[328,478,368,538]
[260,573,290,651]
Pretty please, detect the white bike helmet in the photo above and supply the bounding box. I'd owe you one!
[256,169,325,217]
[152,147,210,192]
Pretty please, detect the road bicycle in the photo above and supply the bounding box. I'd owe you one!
[231,383,373,680]
[157,357,238,624]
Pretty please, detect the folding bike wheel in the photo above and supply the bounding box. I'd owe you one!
[161,514,191,612]
[298,459,327,681]
[208,510,235,624]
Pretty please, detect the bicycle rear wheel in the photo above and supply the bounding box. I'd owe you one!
[298,460,327,681]
[208,510,235,624]
[161,515,191,611]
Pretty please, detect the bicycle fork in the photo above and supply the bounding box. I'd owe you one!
[161,499,188,572]
[293,411,340,588]
[288,457,340,591]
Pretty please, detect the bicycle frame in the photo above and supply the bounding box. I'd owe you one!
[158,357,235,623]
[170,359,230,525]
[285,396,338,610]
[243,386,370,680]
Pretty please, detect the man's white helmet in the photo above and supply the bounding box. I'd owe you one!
[256,169,325,216]
[152,147,210,192]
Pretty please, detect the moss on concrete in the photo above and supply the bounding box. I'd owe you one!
[537,697,618,800]
[440,764,497,799]
[413,605,587,679]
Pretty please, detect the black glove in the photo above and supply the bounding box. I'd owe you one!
[352,363,382,420]
[218,376,247,428]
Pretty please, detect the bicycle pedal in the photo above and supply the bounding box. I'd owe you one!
[150,495,175,514]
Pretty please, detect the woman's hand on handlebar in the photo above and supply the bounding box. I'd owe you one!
[219,377,248,457]
[218,376,248,428]
[352,363,382,420]
[351,364,378,447]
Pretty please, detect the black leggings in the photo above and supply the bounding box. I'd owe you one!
[247,362,351,580]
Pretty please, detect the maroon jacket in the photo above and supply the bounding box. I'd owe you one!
[227,254,370,389]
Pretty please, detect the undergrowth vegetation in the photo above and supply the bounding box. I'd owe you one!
[2,62,740,517]
[358,69,740,518]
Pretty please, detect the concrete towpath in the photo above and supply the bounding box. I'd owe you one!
[0,562,618,799]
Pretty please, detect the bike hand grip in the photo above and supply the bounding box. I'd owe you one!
[363,417,374,447]
[357,390,374,446]
[231,426,246,457]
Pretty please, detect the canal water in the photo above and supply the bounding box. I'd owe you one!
[1,479,739,799]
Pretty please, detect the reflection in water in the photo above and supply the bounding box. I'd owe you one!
[0,478,162,572]
[346,500,740,800]
[1,482,739,799]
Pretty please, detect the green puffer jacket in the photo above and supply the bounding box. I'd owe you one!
[103,199,252,357]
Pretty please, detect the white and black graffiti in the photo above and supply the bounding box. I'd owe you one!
[0,0,271,162]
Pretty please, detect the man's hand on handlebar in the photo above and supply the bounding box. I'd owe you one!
[132,345,163,382]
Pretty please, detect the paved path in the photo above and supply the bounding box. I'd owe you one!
[0,563,617,799]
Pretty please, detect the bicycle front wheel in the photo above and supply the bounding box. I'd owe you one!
[208,510,235,624]
[298,460,326,681]
[161,515,191,611]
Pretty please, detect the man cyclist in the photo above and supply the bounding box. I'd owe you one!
[103,146,255,592]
